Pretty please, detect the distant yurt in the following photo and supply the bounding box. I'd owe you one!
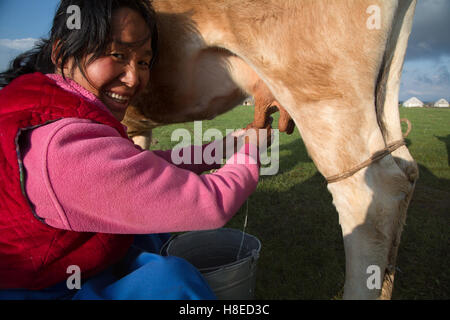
[403,97,424,108]
[434,98,449,108]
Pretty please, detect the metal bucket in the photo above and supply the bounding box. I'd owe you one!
[163,228,261,300]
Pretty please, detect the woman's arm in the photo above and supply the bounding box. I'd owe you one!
[151,143,222,175]
[21,118,259,234]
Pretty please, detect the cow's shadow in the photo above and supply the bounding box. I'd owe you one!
[435,134,450,167]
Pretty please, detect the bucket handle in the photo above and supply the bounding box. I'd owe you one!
[250,249,259,264]
[160,234,179,256]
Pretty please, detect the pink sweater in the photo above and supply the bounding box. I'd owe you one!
[20,74,259,234]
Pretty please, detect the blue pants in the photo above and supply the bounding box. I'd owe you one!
[0,234,216,300]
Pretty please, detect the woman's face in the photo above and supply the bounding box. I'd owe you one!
[60,7,153,121]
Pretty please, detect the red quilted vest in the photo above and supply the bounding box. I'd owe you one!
[0,72,134,289]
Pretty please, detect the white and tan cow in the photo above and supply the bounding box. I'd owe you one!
[123,0,419,299]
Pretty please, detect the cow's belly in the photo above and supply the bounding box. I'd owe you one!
[179,48,250,120]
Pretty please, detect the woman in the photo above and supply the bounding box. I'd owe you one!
[0,0,270,300]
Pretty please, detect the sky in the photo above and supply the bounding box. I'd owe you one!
[0,0,449,102]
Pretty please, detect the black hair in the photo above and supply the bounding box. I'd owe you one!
[0,0,158,87]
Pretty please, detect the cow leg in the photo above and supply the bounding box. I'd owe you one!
[327,159,413,299]
[277,98,414,299]
[376,0,418,183]
[122,104,155,149]
[375,0,418,298]
[132,133,152,150]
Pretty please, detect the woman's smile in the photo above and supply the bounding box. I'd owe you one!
[103,91,132,109]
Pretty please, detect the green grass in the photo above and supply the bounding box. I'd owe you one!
[152,106,450,300]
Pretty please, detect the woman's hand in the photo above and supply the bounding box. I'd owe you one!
[221,117,274,157]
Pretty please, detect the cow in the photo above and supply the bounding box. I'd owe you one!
[123,0,419,300]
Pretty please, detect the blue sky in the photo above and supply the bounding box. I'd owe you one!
[0,1,57,39]
[0,0,449,102]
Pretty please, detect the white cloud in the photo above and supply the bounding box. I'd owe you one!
[0,38,39,72]
[0,38,39,51]
[400,57,450,102]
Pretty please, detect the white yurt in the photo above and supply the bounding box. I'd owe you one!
[403,97,424,108]
[434,98,449,108]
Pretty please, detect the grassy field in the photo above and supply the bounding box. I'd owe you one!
[152,106,450,300]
